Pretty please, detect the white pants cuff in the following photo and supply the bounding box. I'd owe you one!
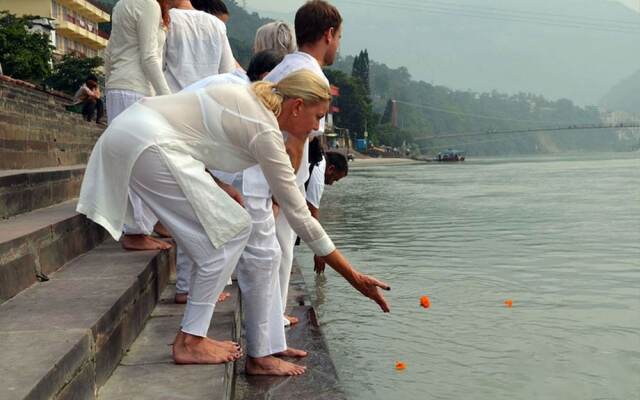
[181,301,216,337]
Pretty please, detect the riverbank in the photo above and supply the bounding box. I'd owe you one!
[350,157,421,167]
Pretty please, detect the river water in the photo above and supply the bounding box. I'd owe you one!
[296,153,640,400]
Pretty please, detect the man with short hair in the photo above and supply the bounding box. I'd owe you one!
[264,0,342,328]
[236,0,344,376]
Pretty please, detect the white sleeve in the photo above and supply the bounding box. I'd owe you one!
[249,130,335,256]
[136,0,171,95]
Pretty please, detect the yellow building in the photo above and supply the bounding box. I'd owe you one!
[3,0,110,58]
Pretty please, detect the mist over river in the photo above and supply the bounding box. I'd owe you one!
[296,153,640,400]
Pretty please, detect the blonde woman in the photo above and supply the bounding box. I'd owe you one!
[254,21,297,55]
[77,70,390,373]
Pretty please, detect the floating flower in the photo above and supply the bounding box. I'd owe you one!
[395,361,406,370]
[504,299,513,308]
[420,295,430,309]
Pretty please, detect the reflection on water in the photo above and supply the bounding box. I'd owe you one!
[296,153,640,400]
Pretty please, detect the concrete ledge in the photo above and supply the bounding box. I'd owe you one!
[98,283,240,400]
[0,240,174,400]
[0,165,85,219]
[0,200,108,302]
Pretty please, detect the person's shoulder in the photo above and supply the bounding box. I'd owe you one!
[199,11,226,32]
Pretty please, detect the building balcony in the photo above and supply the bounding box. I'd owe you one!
[56,0,110,23]
[56,20,109,49]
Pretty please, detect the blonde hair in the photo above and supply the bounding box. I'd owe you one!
[253,21,297,55]
[251,69,331,117]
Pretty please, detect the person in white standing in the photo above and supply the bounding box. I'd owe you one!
[76,70,391,368]
[163,0,235,93]
[264,0,343,327]
[104,0,173,252]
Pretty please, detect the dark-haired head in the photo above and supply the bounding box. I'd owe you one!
[191,0,229,21]
[324,151,348,185]
[246,50,284,82]
[294,1,342,65]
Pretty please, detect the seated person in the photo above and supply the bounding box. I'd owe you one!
[73,77,104,124]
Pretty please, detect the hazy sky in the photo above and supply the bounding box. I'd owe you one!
[245,0,640,13]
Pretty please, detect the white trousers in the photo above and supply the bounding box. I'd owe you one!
[129,146,250,337]
[106,89,160,235]
[235,195,287,357]
[276,210,297,322]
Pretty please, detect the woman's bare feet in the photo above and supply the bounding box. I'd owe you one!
[153,222,172,238]
[246,356,306,376]
[121,234,172,251]
[284,315,299,326]
[174,292,188,304]
[274,347,308,358]
[172,331,242,364]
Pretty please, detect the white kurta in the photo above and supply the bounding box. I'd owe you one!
[77,84,335,256]
[163,9,235,93]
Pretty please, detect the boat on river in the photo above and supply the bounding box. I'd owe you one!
[435,149,465,162]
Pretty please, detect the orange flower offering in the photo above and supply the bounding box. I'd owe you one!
[420,295,430,308]
[504,299,513,308]
[395,361,406,370]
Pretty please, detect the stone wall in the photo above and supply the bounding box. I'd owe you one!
[0,77,104,169]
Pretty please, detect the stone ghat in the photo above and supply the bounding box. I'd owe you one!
[0,77,103,169]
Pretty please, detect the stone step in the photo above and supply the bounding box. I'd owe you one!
[0,200,108,303]
[0,240,174,400]
[98,283,240,400]
[0,165,85,219]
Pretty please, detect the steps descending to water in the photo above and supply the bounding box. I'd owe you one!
[98,283,240,400]
[0,240,174,400]
[0,77,178,400]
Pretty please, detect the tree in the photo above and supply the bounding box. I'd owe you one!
[0,11,54,84]
[325,69,372,139]
[46,54,104,95]
[351,49,370,94]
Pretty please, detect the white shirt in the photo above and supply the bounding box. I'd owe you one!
[242,52,329,198]
[163,9,235,93]
[104,0,170,96]
[305,158,326,209]
[77,85,335,256]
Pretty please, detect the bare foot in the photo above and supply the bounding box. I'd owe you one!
[172,331,241,364]
[204,336,241,352]
[217,292,231,303]
[246,356,306,376]
[174,292,188,304]
[284,315,299,326]
[274,347,308,358]
[121,234,172,251]
[154,222,172,238]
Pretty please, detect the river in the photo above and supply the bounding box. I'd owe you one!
[295,153,640,400]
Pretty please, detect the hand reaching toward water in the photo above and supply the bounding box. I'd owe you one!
[350,272,391,313]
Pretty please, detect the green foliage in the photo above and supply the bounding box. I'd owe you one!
[351,49,369,94]
[46,54,104,95]
[0,11,54,84]
[331,54,605,155]
[324,68,375,140]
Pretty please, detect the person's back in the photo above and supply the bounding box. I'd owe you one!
[164,8,235,92]
[106,0,170,96]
